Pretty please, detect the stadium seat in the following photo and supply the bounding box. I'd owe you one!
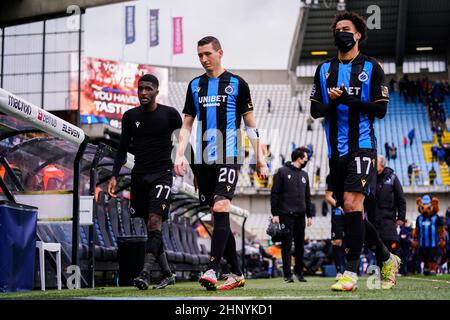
[161,222,184,263]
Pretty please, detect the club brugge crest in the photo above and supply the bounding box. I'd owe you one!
[225,85,234,95]
[196,86,201,93]
[358,71,369,82]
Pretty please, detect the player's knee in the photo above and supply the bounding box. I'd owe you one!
[343,193,363,212]
[332,239,342,246]
[147,213,162,231]
[212,197,230,212]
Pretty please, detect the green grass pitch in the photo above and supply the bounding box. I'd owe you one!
[2,275,450,300]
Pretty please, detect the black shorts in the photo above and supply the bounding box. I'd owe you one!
[130,170,173,221]
[418,247,440,263]
[191,163,240,207]
[329,149,377,208]
[331,208,344,240]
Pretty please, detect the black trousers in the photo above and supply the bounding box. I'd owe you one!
[279,214,305,277]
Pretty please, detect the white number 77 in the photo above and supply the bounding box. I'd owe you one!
[355,156,371,175]
[155,185,171,199]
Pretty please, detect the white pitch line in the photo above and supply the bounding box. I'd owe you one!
[403,277,450,285]
[260,295,360,300]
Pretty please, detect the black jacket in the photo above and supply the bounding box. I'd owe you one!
[375,167,407,241]
[270,162,312,217]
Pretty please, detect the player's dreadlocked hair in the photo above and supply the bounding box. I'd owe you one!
[331,11,367,42]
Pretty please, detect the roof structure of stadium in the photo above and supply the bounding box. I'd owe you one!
[299,0,450,65]
[0,0,133,27]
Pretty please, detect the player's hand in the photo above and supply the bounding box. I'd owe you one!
[256,160,269,179]
[272,216,280,224]
[328,86,343,100]
[174,154,189,176]
[193,175,198,192]
[307,217,313,227]
[107,177,117,198]
[396,220,405,226]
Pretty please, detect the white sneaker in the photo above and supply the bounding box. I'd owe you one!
[199,269,217,290]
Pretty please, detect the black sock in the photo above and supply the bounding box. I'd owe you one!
[344,212,365,273]
[208,212,231,272]
[332,245,343,274]
[364,219,390,263]
[157,252,172,278]
[147,230,163,256]
[143,230,166,274]
[223,231,242,276]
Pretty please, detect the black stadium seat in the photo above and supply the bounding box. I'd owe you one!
[186,224,209,264]
[176,221,200,265]
[171,223,195,264]
[162,222,184,263]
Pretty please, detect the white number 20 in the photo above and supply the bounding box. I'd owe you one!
[218,168,236,184]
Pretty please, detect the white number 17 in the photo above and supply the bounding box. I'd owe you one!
[355,156,371,175]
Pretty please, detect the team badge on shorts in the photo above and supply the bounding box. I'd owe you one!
[226,185,231,192]
[162,204,166,210]
[358,71,369,82]
[225,85,234,95]
[361,179,367,187]
[381,85,389,97]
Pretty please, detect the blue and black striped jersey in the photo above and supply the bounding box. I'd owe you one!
[183,70,253,164]
[310,53,389,158]
[416,214,443,248]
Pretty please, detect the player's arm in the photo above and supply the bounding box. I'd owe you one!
[336,89,388,119]
[325,191,337,208]
[174,114,194,176]
[393,175,406,224]
[304,174,313,226]
[109,112,131,197]
[175,83,196,176]
[238,78,268,177]
[335,61,388,119]
[270,169,283,223]
[243,112,268,177]
[310,64,333,119]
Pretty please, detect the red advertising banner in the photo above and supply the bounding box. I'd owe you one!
[172,17,183,55]
[71,56,168,129]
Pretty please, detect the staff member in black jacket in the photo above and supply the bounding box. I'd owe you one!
[374,155,407,256]
[271,147,313,283]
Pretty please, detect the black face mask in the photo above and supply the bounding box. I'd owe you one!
[301,160,308,169]
[334,31,356,53]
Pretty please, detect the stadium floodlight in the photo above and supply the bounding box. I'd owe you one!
[311,51,328,56]
[416,47,433,51]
